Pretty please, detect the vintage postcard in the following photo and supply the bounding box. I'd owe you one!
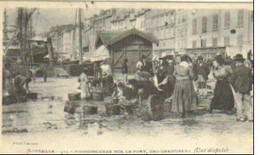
[0,0,254,154]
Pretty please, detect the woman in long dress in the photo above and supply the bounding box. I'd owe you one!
[171,55,197,118]
[210,54,234,114]
[78,68,91,99]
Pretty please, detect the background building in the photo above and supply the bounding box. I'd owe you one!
[144,9,176,58]
[186,9,253,58]
[49,8,253,60]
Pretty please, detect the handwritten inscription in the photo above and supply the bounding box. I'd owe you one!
[22,147,229,154]
[13,141,38,146]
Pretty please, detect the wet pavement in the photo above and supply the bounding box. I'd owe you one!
[2,77,253,153]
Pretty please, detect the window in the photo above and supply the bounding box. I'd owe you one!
[237,10,244,27]
[201,39,206,47]
[224,11,230,28]
[224,37,230,46]
[192,40,197,48]
[202,16,207,33]
[212,38,218,46]
[237,35,243,45]
[192,18,197,35]
[213,15,218,31]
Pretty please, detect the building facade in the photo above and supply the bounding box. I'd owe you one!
[186,9,253,57]
[49,8,253,60]
[144,9,176,58]
[48,24,89,60]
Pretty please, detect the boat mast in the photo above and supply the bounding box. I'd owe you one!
[78,8,83,64]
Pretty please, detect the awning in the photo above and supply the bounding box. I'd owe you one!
[83,45,110,62]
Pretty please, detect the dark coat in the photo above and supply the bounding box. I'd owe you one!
[142,60,153,75]
[194,62,210,81]
[230,65,253,94]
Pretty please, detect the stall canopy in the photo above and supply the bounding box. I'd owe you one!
[83,45,110,62]
[95,28,158,73]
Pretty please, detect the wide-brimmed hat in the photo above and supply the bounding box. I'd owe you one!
[233,54,245,62]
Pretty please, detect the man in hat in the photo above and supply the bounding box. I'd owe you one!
[230,54,253,122]
[194,56,210,95]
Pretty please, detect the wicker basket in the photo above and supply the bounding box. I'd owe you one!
[92,93,104,101]
[83,105,98,115]
[68,92,81,101]
[105,103,121,116]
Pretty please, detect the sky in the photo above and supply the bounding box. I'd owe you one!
[5,8,100,35]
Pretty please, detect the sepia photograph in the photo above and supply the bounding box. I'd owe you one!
[0,1,254,154]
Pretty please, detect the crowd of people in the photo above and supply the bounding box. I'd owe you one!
[77,50,253,122]
[117,51,253,121]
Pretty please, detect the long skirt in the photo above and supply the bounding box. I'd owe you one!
[171,79,197,114]
[80,83,91,99]
[210,79,234,112]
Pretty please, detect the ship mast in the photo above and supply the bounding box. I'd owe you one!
[78,8,83,64]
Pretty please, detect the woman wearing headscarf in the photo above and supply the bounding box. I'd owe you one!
[171,54,197,118]
[210,54,234,114]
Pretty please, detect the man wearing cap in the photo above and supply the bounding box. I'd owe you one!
[230,54,253,122]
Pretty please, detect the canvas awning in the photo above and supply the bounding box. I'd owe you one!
[83,45,110,62]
